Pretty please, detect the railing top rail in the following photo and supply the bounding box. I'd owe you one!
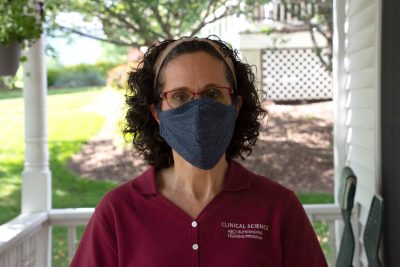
[49,208,95,226]
[303,204,341,214]
[304,204,344,221]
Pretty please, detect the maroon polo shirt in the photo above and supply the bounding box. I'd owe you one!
[71,160,328,267]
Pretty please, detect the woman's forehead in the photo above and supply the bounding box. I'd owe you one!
[160,52,229,90]
[164,51,224,69]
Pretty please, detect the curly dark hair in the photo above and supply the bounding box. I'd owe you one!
[124,36,267,168]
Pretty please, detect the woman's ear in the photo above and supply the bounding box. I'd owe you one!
[235,96,243,119]
[149,104,160,124]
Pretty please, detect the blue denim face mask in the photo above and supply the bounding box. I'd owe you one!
[158,98,237,170]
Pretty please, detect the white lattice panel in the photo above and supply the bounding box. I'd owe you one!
[262,48,332,101]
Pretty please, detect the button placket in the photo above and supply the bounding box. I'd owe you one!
[191,220,199,267]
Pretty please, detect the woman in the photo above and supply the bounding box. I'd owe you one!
[71,36,328,267]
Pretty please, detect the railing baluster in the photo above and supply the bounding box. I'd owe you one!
[328,221,337,266]
[67,225,77,263]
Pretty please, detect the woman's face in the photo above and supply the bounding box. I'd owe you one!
[159,51,232,111]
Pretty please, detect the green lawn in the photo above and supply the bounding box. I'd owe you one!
[298,192,334,204]
[0,87,118,225]
[0,87,118,266]
[0,87,334,266]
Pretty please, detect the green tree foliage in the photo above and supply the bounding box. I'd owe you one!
[46,0,260,47]
[0,0,43,46]
[99,43,129,64]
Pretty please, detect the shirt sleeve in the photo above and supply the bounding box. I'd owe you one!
[70,198,118,267]
[281,191,328,267]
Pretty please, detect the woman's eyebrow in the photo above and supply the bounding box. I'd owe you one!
[167,86,190,91]
[167,83,225,92]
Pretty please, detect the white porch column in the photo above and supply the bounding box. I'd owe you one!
[332,0,347,206]
[21,16,51,216]
[21,1,52,265]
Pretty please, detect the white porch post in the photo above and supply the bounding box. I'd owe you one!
[332,0,347,206]
[22,35,51,214]
[21,0,52,265]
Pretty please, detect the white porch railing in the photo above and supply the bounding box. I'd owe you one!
[0,204,342,267]
[0,212,48,267]
[48,208,94,263]
[304,203,342,266]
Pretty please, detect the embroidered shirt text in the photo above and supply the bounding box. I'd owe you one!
[221,221,269,240]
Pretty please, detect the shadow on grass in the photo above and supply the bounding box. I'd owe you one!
[49,140,117,209]
[0,186,21,224]
[0,160,24,224]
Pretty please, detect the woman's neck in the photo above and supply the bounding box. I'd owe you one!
[158,151,228,202]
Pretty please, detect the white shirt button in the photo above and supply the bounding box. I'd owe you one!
[191,221,198,228]
[192,243,199,250]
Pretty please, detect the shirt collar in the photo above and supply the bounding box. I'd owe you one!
[221,160,251,192]
[131,167,158,195]
[131,159,251,195]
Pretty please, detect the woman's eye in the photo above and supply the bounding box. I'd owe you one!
[171,92,191,102]
[203,88,223,99]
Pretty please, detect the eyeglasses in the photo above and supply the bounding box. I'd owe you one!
[160,87,233,109]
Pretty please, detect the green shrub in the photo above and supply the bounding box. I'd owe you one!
[47,62,118,89]
[94,61,119,76]
[53,70,105,88]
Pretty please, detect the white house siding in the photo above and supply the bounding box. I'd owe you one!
[343,0,382,266]
[198,13,250,50]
